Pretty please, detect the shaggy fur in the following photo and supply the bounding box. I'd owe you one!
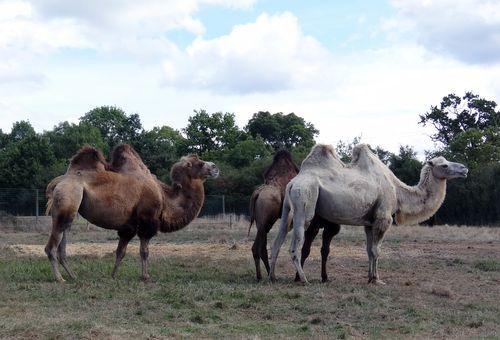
[248,150,341,282]
[269,143,468,284]
[44,145,218,282]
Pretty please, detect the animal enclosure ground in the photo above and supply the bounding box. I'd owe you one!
[1,219,499,339]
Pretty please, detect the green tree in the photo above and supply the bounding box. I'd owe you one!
[419,92,499,167]
[133,126,185,181]
[336,136,361,163]
[44,122,107,161]
[80,106,143,149]
[224,136,272,167]
[245,111,318,150]
[420,92,500,225]
[0,129,7,149]
[183,110,242,156]
[0,121,58,189]
[388,146,422,185]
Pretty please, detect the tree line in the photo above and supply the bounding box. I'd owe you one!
[0,92,498,225]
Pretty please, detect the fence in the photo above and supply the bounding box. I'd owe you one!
[0,188,251,218]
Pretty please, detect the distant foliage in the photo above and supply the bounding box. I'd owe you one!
[0,96,498,225]
[420,92,499,168]
[80,106,143,149]
[183,110,242,156]
[420,92,500,225]
[246,111,318,150]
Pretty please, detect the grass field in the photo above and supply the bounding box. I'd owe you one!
[1,217,499,339]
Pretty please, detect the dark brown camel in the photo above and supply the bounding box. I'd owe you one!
[249,150,341,282]
[44,145,219,282]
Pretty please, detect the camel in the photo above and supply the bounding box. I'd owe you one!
[249,150,341,282]
[44,145,219,282]
[269,144,468,284]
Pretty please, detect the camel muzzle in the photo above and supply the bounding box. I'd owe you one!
[205,162,219,178]
[452,163,468,178]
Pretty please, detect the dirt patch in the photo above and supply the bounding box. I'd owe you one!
[1,226,500,339]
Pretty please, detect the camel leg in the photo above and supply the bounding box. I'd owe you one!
[45,183,83,282]
[269,219,289,282]
[252,229,265,281]
[371,218,391,284]
[290,216,309,284]
[46,218,74,283]
[320,223,340,282]
[260,231,271,276]
[294,225,319,282]
[136,217,158,281]
[111,227,136,279]
[57,229,76,280]
[139,237,151,281]
[269,203,291,282]
[366,218,391,285]
[260,217,276,277]
[45,228,65,283]
[364,226,374,282]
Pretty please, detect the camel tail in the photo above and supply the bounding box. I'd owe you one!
[45,198,53,216]
[45,175,64,216]
[248,186,263,236]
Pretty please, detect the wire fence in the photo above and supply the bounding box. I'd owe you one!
[0,188,250,218]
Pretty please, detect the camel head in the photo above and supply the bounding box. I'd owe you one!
[170,155,219,188]
[427,156,468,180]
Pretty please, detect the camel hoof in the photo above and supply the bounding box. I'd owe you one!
[141,275,150,282]
[321,277,330,283]
[269,275,276,283]
[55,276,66,283]
[368,278,386,285]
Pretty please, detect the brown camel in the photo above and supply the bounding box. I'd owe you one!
[249,150,341,282]
[270,144,468,284]
[44,145,219,282]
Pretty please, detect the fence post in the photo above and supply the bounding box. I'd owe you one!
[35,189,39,227]
[222,195,226,217]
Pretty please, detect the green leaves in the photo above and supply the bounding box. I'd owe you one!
[245,111,318,150]
[420,92,500,225]
[183,110,242,156]
[80,106,143,149]
[419,92,499,167]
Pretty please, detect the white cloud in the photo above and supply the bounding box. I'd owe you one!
[0,0,258,85]
[387,0,500,64]
[1,0,499,158]
[31,0,256,37]
[162,12,332,94]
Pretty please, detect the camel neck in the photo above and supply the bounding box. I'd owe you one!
[394,166,447,225]
[159,179,205,232]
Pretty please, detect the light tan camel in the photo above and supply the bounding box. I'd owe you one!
[269,144,468,284]
[44,145,219,282]
[249,150,341,282]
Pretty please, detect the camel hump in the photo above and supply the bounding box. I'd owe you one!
[67,146,108,174]
[110,144,151,175]
[351,144,383,170]
[264,150,299,185]
[301,144,344,170]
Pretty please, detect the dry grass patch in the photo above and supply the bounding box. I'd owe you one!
[0,221,499,338]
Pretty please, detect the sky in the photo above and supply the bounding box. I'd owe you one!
[1,0,500,156]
